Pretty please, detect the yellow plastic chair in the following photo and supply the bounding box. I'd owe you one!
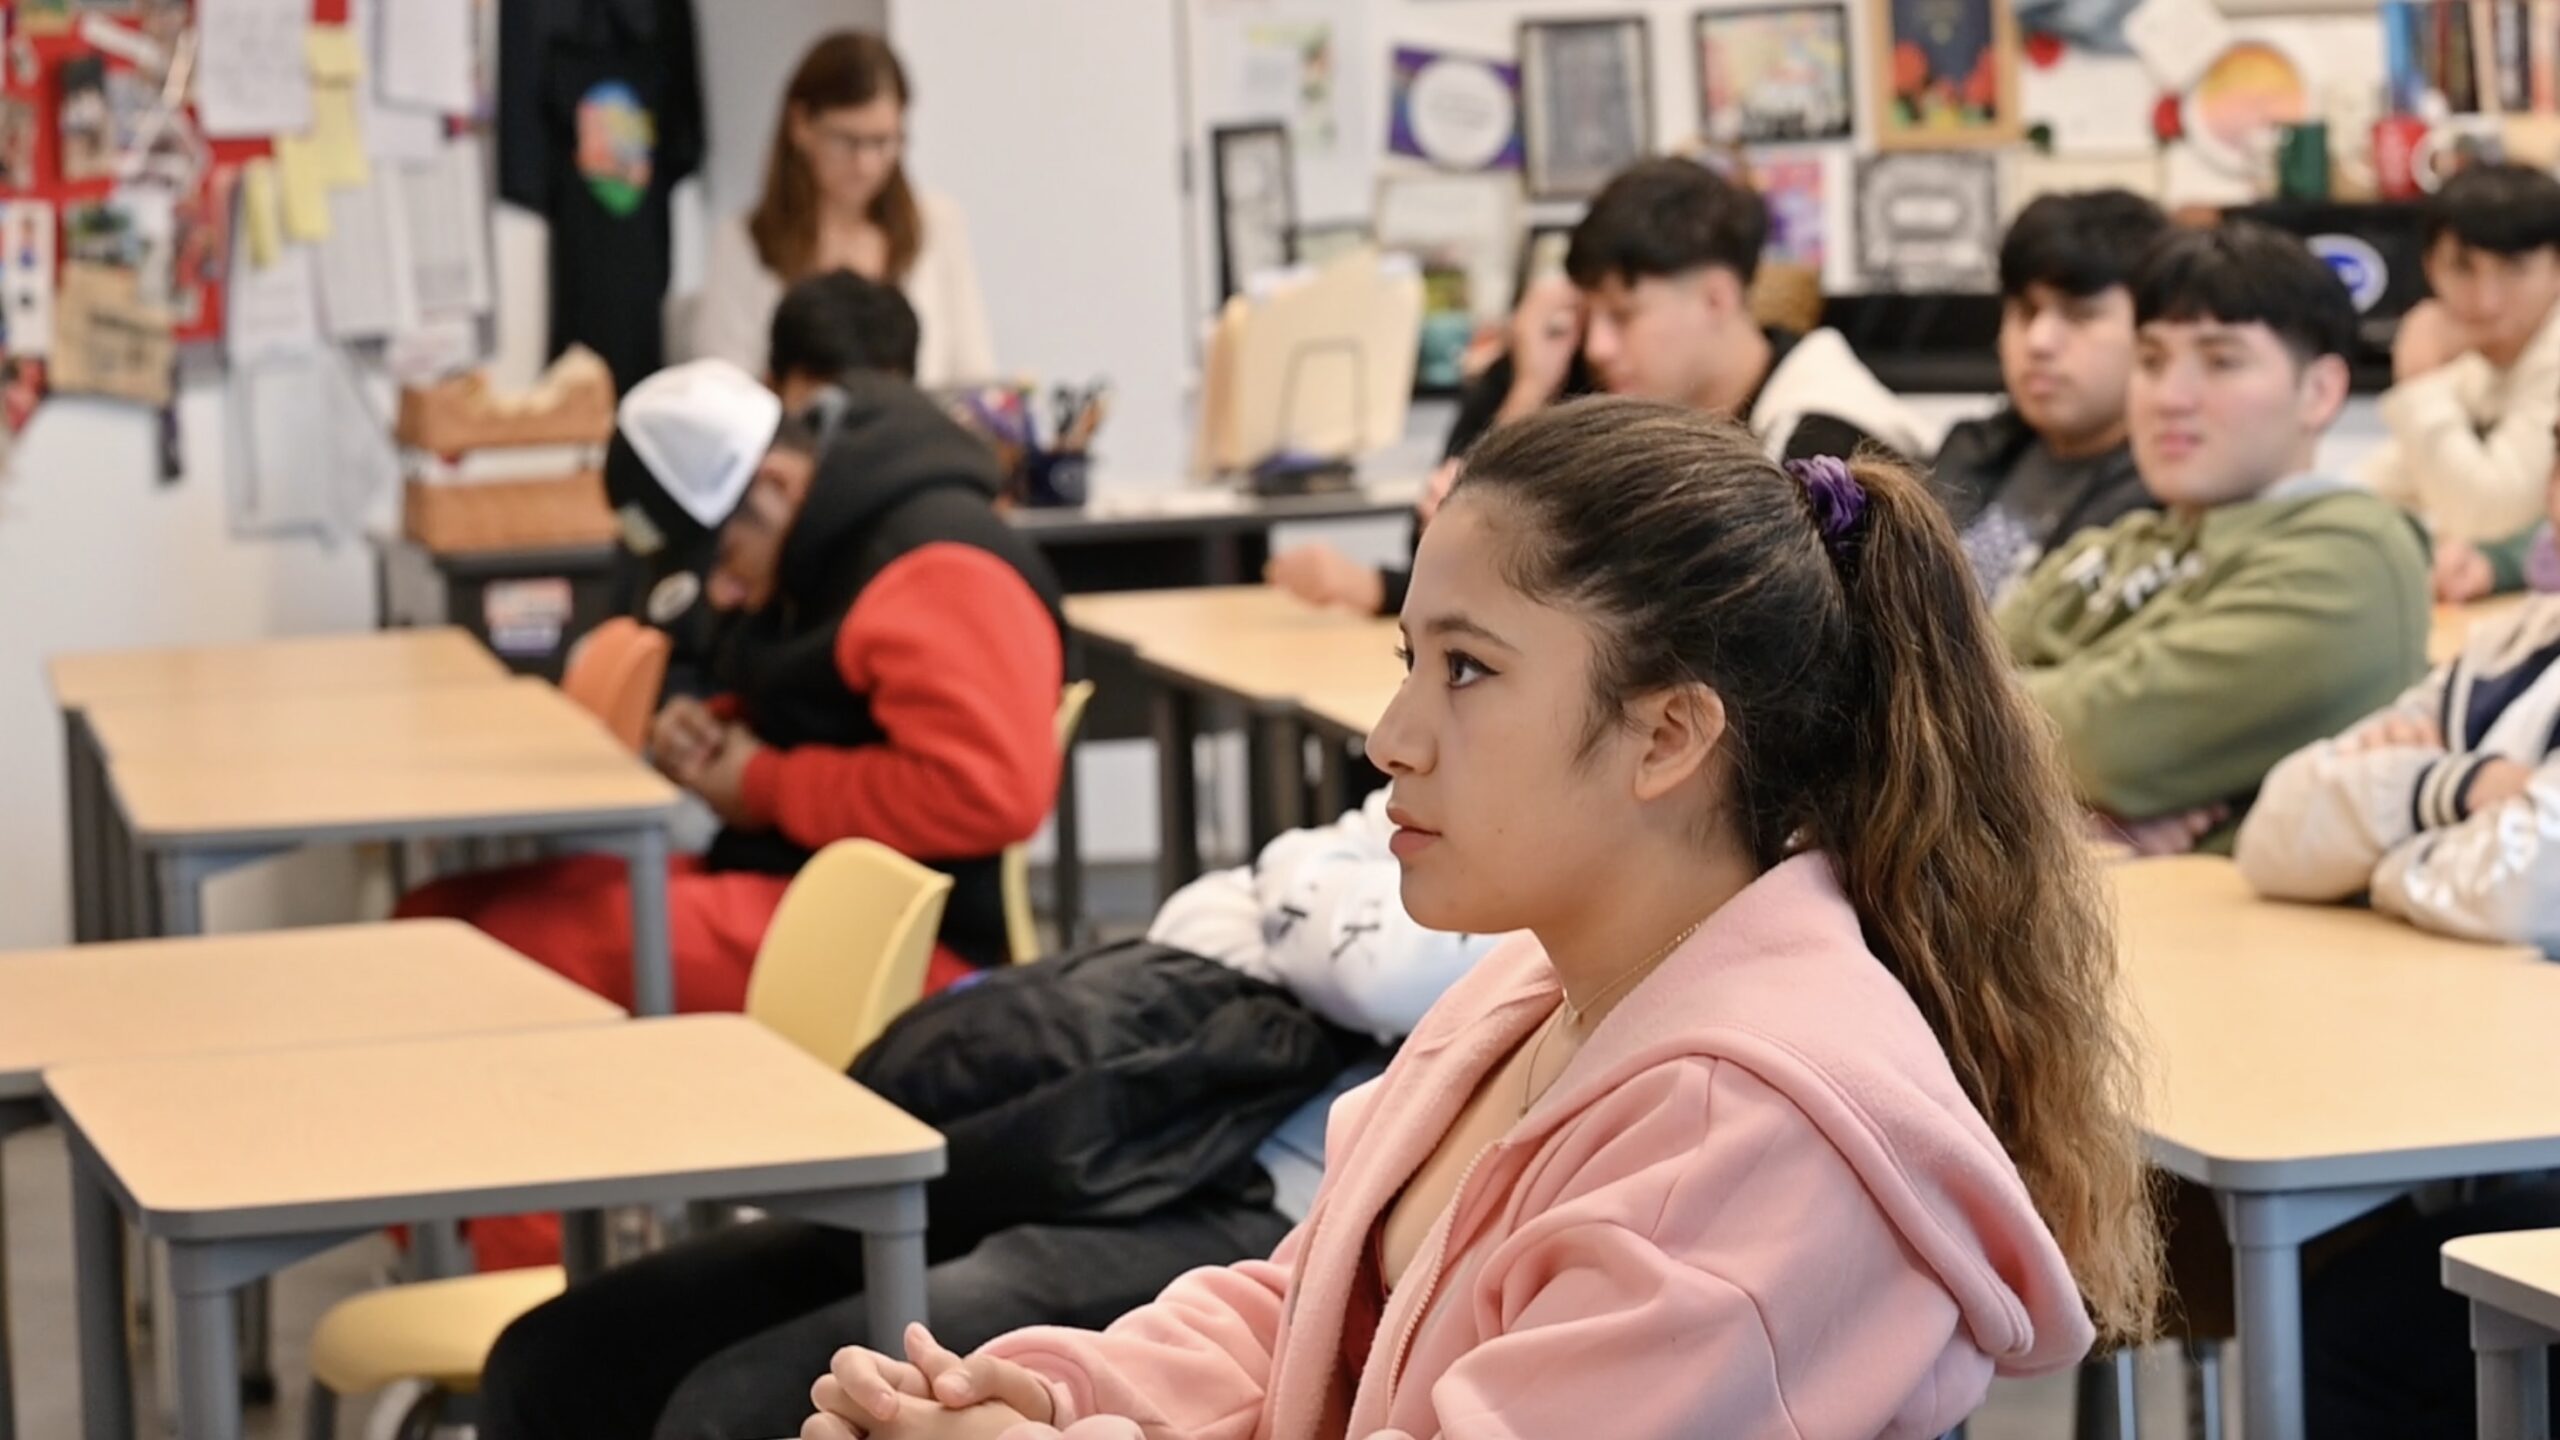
[303,840,952,1438]
[1001,681,1097,964]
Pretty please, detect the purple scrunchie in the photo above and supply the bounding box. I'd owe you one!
[1785,454,1868,555]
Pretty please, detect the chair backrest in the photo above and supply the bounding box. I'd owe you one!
[559,617,671,753]
[1002,679,1099,964]
[745,839,954,1069]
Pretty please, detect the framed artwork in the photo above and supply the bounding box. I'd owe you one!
[1695,5,1854,145]
[1869,0,2023,151]
[1210,123,1297,303]
[1519,16,1653,200]
[1854,151,2001,291]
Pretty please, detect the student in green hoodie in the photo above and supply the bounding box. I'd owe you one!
[1997,220,2431,854]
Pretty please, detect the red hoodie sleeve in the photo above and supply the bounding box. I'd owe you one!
[735,542,1064,859]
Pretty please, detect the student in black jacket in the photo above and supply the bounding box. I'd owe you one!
[1931,189,2171,601]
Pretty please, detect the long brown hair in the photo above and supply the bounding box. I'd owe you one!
[1456,398,2161,1344]
[750,32,923,284]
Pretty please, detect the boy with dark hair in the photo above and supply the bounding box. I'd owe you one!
[2372,162,2560,598]
[767,268,923,403]
[1999,220,2431,854]
[1269,155,1921,614]
[1933,189,2169,600]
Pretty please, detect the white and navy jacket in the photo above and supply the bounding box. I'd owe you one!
[2238,596,2560,948]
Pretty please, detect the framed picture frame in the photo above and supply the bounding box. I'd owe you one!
[1519,16,1654,200]
[1513,220,1578,308]
[1210,122,1297,303]
[1695,4,1854,145]
[1868,0,2023,151]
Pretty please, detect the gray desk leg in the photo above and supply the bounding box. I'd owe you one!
[2222,1186,2408,1440]
[169,1280,240,1440]
[2472,1301,2554,1440]
[624,825,673,1017]
[0,1105,40,1440]
[155,850,204,938]
[1151,688,1202,902]
[861,1189,930,1346]
[562,1211,609,1284]
[1246,711,1305,851]
[2234,1225,2306,1440]
[65,713,98,944]
[70,1154,132,1440]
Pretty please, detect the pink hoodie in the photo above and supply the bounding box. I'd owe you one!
[982,853,2094,1439]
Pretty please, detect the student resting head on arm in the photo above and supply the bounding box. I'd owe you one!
[808,398,2159,1440]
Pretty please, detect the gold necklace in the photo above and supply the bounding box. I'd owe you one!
[1520,918,1706,1118]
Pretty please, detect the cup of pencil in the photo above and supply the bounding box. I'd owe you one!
[941,379,1110,509]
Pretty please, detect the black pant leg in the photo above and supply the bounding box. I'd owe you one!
[477,1218,870,1440]
[650,1194,1297,1440]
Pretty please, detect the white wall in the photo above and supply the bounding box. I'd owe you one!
[890,0,1194,484]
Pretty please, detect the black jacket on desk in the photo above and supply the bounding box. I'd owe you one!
[706,373,1067,970]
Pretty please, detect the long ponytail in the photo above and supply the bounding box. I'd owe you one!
[1457,399,2161,1344]
[1818,454,2162,1345]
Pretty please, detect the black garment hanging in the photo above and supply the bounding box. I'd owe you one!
[497,0,705,392]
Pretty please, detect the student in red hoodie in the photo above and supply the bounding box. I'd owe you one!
[400,356,1064,1012]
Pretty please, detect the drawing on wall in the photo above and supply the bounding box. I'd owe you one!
[1520,16,1652,199]
[1696,5,1854,144]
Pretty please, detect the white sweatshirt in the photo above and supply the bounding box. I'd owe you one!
[1145,788,1498,1043]
[2238,595,2560,949]
[2362,300,2560,543]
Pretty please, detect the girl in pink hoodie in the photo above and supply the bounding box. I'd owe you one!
[804,400,2162,1440]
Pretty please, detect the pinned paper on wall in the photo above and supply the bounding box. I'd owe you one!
[397,139,492,320]
[2122,0,2233,91]
[227,243,320,363]
[275,134,331,242]
[379,0,477,116]
[315,177,416,339]
[52,261,173,406]
[351,0,440,160]
[2023,50,2161,154]
[241,156,283,268]
[195,0,312,138]
[306,26,370,187]
[0,201,55,359]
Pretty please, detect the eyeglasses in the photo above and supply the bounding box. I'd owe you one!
[811,124,905,161]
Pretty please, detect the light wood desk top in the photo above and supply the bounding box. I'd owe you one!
[1067,586,1378,654]
[1067,586,1402,707]
[46,1014,944,1241]
[2116,857,2560,1190]
[48,628,505,712]
[84,677,601,761]
[96,680,679,844]
[0,920,621,1101]
[2430,595,2533,666]
[2442,1229,2560,1334]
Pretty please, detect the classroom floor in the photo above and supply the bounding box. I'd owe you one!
[4,1118,2204,1439]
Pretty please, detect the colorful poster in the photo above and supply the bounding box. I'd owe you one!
[1759,157,1828,270]
[1697,5,1854,144]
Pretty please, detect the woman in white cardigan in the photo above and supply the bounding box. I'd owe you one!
[691,31,994,388]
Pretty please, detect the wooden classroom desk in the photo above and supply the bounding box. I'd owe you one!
[1066,587,1395,893]
[2116,857,2560,1440]
[2442,1229,2560,1440]
[46,1015,944,1440]
[84,680,684,1015]
[0,920,620,1440]
[2431,595,2534,666]
[47,629,508,948]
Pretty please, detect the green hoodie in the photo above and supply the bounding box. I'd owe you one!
[1997,477,2430,824]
